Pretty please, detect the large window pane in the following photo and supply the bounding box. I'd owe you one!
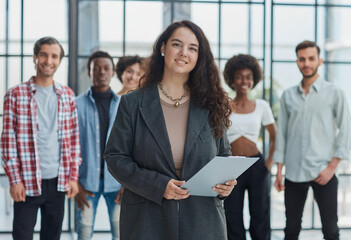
[192,3,219,58]
[272,62,301,97]
[0,0,5,53]
[79,1,100,56]
[8,42,21,54]
[0,57,5,114]
[221,4,249,58]
[99,1,124,56]
[326,63,351,111]
[251,4,264,59]
[8,0,21,54]
[125,1,163,56]
[23,56,35,80]
[23,0,68,55]
[0,42,3,55]
[273,6,315,60]
[324,7,351,62]
[7,57,21,88]
[317,6,327,59]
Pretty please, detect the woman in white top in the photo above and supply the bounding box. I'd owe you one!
[223,54,276,240]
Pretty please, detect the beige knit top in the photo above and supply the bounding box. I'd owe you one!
[160,98,190,178]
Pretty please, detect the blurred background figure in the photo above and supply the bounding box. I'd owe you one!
[223,54,276,240]
[76,50,122,240]
[1,36,81,240]
[274,40,351,240]
[116,55,144,96]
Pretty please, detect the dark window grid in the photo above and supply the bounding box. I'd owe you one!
[2,0,350,235]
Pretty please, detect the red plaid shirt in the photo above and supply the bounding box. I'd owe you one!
[1,77,82,196]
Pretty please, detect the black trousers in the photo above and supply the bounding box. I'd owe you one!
[13,178,66,240]
[224,153,271,240]
[284,176,339,240]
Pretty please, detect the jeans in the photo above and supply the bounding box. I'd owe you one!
[76,179,120,240]
[224,153,271,240]
[284,176,339,240]
[13,178,65,240]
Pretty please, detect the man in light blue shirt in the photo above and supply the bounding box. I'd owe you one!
[75,51,121,240]
[274,40,351,240]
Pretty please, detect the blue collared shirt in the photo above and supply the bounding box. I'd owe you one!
[274,77,351,182]
[76,88,121,192]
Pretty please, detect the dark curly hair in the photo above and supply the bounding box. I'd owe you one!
[223,54,262,91]
[141,20,231,138]
[87,50,115,76]
[116,55,144,83]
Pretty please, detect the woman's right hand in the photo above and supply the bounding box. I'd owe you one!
[164,179,190,200]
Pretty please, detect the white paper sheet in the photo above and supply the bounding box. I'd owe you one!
[181,156,259,197]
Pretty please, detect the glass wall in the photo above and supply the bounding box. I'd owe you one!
[1,0,350,235]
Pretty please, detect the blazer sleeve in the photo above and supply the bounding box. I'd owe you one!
[218,131,231,157]
[104,96,171,206]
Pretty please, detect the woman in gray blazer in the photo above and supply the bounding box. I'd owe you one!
[105,20,236,240]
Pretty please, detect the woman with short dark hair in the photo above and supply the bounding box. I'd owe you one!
[116,55,144,96]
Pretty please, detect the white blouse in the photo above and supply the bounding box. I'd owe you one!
[227,99,274,145]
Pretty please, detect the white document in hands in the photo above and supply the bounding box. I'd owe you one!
[181,156,259,197]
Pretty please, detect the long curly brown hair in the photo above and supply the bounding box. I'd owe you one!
[141,20,231,138]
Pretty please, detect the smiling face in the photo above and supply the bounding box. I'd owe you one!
[161,27,199,77]
[296,46,322,79]
[121,62,142,91]
[89,57,114,92]
[232,68,254,95]
[33,44,62,79]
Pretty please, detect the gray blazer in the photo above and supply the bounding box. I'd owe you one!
[105,84,231,240]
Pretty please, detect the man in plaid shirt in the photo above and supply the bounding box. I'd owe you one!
[1,36,81,240]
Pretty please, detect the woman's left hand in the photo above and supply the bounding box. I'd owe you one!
[212,180,237,197]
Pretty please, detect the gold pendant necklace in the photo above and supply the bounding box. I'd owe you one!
[159,82,189,107]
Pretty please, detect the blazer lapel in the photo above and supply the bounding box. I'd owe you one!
[183,100,209,163]
[139,85,176,175]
